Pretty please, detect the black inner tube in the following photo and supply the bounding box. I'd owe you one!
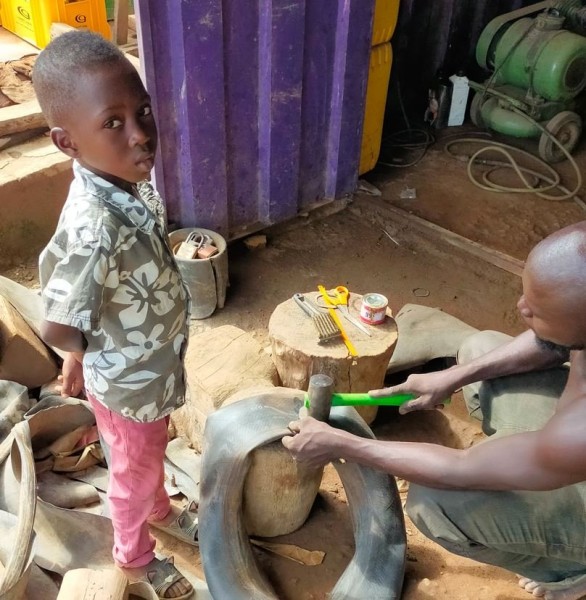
[198,389,406,600]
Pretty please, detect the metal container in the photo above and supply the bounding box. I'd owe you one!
[360,293,388,325]
[168,228,229,320]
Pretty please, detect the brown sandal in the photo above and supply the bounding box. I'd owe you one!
[125,556,193,600]
[149,501,198,546]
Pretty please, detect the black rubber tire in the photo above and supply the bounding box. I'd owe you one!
[198,389,406,600]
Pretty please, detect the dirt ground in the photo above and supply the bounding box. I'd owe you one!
[3,134,585,599]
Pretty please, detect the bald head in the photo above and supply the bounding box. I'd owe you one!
[525,222,586,304]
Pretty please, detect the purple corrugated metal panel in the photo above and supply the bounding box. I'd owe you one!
[136,0,375,236]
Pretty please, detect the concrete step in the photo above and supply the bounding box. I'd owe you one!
[0,134,72,269]
[0,28,141,268]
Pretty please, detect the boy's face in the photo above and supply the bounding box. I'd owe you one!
[52,60,158,188]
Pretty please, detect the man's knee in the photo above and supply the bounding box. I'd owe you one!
[406,484,469,548]
[458,330,513,365]
[405,484,482,556]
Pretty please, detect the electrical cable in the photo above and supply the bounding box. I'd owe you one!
[378,128,435,169]
[444,108,585,211]
[377,79,436,169]
[455,3,584,210]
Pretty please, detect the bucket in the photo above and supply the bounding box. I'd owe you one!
[169,228,229,320]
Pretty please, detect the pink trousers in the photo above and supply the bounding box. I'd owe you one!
[88,395,171,568]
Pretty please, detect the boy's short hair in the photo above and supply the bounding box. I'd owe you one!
[32,31,128,126]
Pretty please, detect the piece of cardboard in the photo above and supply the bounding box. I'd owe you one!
[0,295,58,388]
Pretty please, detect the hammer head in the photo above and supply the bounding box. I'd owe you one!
[306,374,334,421]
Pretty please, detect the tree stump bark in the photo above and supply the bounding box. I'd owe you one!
[269,292,398,424]
[172,327,319,537]
[242,431,323,538]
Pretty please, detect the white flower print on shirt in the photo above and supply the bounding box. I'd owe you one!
[112,260,161,328]
[121,324,165,361]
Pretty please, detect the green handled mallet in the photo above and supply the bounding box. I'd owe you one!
[303,374,449,421]
[304,392,415,409]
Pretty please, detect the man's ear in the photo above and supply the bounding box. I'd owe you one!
[50,127,79,158]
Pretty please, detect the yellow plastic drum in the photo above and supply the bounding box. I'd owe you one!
[359,0,400,175]
[371,0,401,46]
[359,42,393,175]
[0,0,111,49]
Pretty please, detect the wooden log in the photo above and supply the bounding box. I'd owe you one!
[174,326,322,537]
[242,434,323,537]
[56,568,127,600]
[269,292,398,424]
[0,100,46,138]
[171,325,279,452]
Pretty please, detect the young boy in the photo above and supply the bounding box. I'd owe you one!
[33,31,197,600]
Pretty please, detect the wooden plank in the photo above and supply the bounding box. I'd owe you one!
[353,201,525,277]
[57,568,127,600]
[114,0,130,46]
[0,99,46,137]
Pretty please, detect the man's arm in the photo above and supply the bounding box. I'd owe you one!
[437,328,567,386]
[283,409,586,492]
[371,329,567,413]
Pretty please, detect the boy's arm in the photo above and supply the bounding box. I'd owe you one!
[41,321,86,397]
[58,351,85,397]
[41,320,87,353]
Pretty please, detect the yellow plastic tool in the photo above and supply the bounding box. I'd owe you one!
[318,285,371,336]
[317,285,358,357]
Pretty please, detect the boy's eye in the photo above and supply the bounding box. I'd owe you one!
[104,118,123,129]
[139,105,153,117]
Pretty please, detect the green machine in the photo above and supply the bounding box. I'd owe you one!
[470,1,586,163]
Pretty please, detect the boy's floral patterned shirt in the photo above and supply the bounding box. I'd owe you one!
[40,161,191,422]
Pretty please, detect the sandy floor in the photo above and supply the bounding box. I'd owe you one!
[3,134,585,600]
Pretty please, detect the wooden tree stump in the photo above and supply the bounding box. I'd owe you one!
[242,432,323,537]
[269,292,398,424]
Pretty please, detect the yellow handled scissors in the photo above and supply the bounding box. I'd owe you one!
[317,285,372,336]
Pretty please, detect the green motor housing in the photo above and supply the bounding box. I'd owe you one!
[472,6,586,162]
[487,15,586,101]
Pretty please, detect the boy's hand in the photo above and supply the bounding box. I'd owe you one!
[57,352,85,398]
